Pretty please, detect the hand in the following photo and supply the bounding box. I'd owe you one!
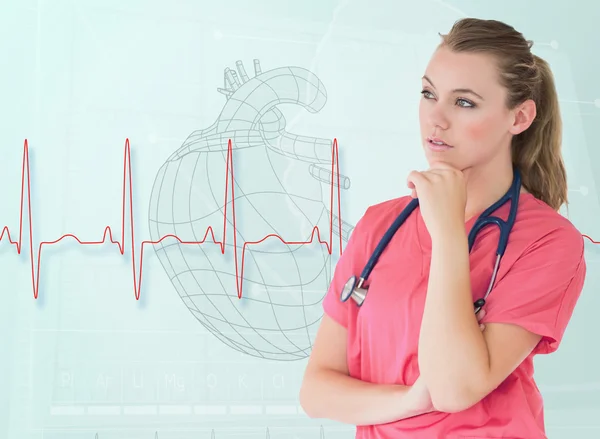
[406,374,435,416]
[406,163,467,240]
[406,308,487,416]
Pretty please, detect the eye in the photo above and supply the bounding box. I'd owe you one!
[420,89,434,99]
[420,89,476,109]
[457,98,475,108]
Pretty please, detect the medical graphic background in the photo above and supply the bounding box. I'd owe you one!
[148,58,353,361]
[1,0,599,438]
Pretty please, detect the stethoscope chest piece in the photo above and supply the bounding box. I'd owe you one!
[340,276,368,307]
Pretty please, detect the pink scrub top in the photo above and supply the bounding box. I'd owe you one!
[323,192,587,439]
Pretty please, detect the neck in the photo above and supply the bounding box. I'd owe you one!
[462,159,516,222]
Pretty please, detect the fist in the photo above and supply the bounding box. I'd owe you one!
[406,164,467,239]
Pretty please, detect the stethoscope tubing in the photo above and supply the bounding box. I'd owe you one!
[341,168,522,312]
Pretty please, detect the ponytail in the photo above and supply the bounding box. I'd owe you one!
[511,55,567,211]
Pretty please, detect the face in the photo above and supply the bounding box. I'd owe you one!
[419,46,519,172]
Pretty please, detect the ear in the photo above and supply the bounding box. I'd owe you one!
[509,99,536,135]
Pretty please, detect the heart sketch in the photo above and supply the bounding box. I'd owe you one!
[148,59,354,361]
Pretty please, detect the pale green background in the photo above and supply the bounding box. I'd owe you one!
[0,0,599,438]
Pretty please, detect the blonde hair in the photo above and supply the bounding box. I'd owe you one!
[438,18,567,211]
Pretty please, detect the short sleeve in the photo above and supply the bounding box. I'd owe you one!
[483,226,587,355]
[322,208,371,328]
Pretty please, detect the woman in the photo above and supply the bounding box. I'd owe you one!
[299,17,587,439]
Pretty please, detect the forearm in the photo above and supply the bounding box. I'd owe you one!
[300,369,429,425]
[418,224,490,411]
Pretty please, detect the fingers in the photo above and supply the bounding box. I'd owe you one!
[406,170,429,192]
[477,308,486,331]
[407,168,456,190]
[405,166,464,197]
[477,308,486,321]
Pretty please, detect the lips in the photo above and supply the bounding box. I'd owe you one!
[427,136,453,147]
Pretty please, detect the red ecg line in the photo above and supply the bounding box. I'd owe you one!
[0,138,345,300]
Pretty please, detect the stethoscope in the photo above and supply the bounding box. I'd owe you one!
[340,168,521,315]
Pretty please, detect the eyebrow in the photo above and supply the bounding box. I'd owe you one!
[422,75,485,101]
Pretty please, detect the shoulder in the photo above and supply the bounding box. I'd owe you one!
[491,194,587,301]
[353,195,416,241]
[360,195,416,228]
[483,195,587,354]
[515,194,584,262]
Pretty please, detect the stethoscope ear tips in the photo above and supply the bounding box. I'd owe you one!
[340,276,368,307]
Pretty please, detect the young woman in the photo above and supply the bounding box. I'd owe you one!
[299,17,587,439]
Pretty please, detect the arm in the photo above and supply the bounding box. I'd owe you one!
[299,314,432,425]
[417,223,542,413]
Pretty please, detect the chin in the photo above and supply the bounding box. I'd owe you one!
[426,156,464,171]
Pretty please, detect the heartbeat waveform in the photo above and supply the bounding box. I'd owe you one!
[0,138,345,301]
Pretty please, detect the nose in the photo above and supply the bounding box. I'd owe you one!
[427,102,450,130]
